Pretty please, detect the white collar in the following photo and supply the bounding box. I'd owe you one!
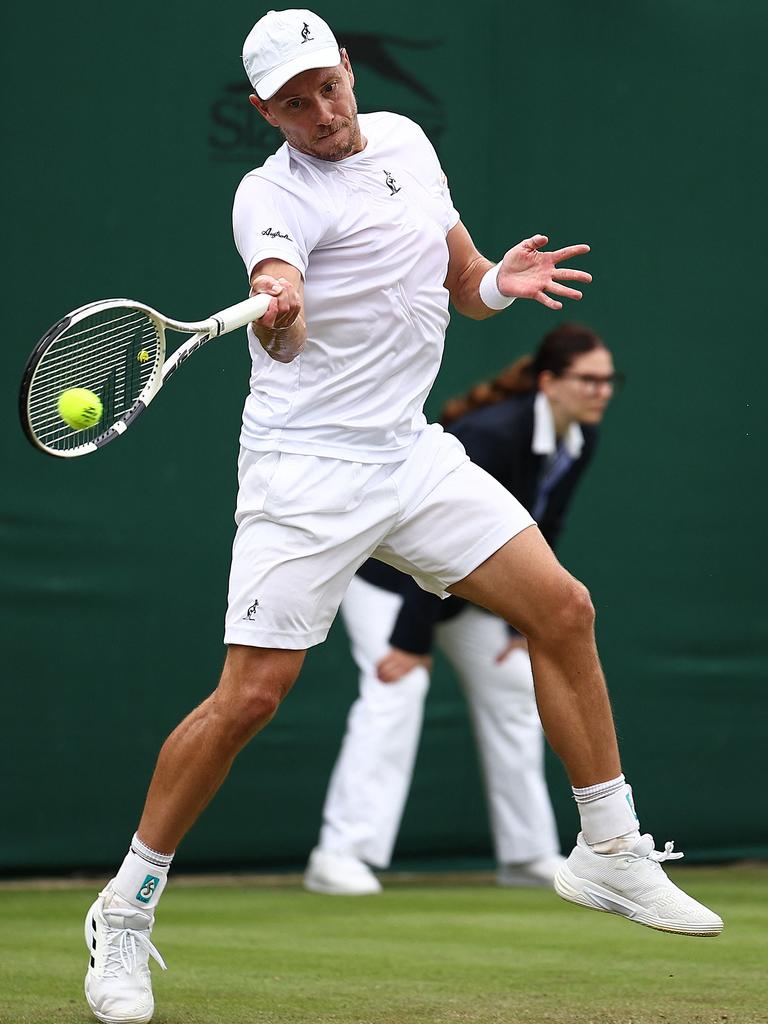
[532,391,584,458]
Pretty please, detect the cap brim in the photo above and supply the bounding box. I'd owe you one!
[255,45,341,100]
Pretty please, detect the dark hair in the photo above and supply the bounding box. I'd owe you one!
[440,322,606,426]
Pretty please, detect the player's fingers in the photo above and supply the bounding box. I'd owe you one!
[553,268,592,283]
[547,282,583,300]
[258,296,282,327]
[536,290,563,310]
[274,300,302,330]
[523,233,548,251]
[550,243,591,262]
[251,274,283,296]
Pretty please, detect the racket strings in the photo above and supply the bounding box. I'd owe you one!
[27,307,162,450]
[30,320,157,398]
[30,320,158,430]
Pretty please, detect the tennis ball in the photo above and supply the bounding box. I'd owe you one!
[57,388,103,431]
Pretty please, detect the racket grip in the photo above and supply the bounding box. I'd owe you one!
[210,294,272,336]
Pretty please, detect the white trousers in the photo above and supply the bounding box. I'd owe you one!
[318,574,561,867]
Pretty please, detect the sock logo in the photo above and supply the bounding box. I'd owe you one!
[626,790,639,821]
[136,874,160,904]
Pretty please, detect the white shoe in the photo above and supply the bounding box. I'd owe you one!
[554,833,723,936]
[303,848,382,895]
[497,854,566,888]
[84,885,167,1023]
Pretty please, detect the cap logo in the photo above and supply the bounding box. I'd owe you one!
[301,22,314,44]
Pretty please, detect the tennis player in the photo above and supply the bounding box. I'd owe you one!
[84,10,723,1023]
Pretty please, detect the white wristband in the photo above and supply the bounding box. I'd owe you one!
[479,263,516,311]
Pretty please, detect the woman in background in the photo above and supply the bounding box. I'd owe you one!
[304,323,621,894]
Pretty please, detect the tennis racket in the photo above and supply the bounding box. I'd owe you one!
[19,294,271,458]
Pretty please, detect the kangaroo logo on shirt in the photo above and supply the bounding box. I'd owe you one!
[243,599,260,620]
[383,170,401,195]
[301,22,313,43]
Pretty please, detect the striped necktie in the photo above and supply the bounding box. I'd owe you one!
[533,445,574,521]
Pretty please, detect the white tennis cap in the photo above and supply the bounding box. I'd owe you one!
[243,9,341,100]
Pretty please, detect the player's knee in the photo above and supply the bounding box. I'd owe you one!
[219,679,285,747]
[530,575,594,642]
[216,652,299,741]
[558,577,595,634]
[237,682,284,730]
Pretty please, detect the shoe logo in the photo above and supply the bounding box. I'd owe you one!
[243,599,260,620]
[301,22,314,43]
[383,169,401,195]
[584,887,636,918]
[136,874,160,904]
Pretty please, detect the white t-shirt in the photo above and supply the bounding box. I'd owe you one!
[232,111,460,462]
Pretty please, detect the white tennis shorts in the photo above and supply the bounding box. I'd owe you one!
[224,424,535,649]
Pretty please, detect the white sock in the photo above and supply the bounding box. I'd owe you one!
[572,774,641,848]
[111,833,174,911]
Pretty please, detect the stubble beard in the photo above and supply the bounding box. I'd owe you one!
[314,115,362,161]
[281,93,363,162]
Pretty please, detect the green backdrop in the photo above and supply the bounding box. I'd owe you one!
[2,0,766,873]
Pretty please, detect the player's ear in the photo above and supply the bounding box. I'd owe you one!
[249,93,280,127]
[340,48,354,88]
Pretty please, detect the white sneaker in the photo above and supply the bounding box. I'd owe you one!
[497,854,566,888]
[84,886,167,1023]
[303,848,382,895]
[554,833,723,936]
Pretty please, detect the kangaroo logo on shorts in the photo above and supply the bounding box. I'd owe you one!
[243,599,260,620]
[383,170,401,195]
[136,874,160,904]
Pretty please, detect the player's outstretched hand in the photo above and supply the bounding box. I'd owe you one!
[496,235,592,310]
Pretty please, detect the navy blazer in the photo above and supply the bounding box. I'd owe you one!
[358,392,599,653]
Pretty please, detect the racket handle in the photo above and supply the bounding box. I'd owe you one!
[209,294,272,336]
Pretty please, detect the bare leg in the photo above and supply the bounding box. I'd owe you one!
[449,526,620,788]
[137,644,305,852]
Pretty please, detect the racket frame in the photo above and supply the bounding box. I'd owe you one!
[19,294,271,458]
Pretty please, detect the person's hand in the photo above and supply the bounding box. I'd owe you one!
[376,647,432,682]
[496,234,591,310]
[494,636,529,664]
[250,274,302,330]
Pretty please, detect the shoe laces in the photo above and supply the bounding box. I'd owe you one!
[648,839,684,864]
[103,924,167,979]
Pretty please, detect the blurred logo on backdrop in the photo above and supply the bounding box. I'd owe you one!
[209,32,445,163]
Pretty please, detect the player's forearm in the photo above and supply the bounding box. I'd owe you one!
[450,255,502,320]
[253,314,307,363]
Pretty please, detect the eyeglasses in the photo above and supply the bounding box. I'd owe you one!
[559,372,624,393]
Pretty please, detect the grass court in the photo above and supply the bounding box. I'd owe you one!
[1,865,765,1024]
